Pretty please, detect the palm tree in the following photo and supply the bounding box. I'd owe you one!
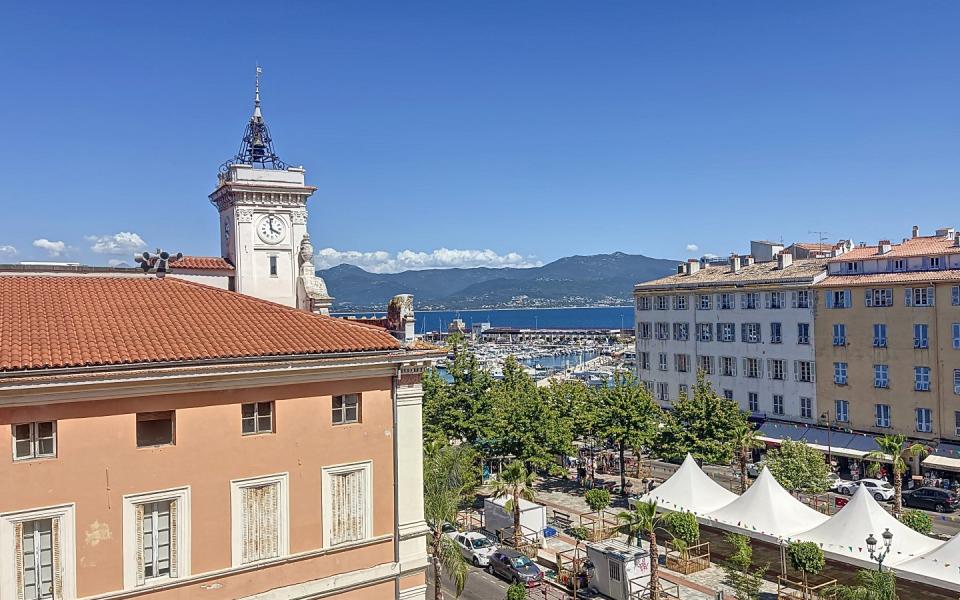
[865,434,928,517]
[492,461,536,549]
[836,568,898,600]
[424,442,477,599]
[732,422,763,494]
[617,500,662,600]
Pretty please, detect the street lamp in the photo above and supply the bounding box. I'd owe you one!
[820,410,833,471]
[866,528,894,571]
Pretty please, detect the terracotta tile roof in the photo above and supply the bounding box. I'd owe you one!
[829,236,960,262]
[0,276,400,373]
[790,242,833,252]
[166,255,234,271]
[815,269,960,287]
[635,258,827,290]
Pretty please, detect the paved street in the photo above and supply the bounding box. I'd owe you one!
[427,563,511,600]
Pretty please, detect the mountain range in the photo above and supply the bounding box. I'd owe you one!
[317,252,678,311]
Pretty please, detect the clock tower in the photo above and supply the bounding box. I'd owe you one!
[210,68,333,312]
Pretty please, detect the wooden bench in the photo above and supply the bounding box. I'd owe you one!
[551,509,573,530]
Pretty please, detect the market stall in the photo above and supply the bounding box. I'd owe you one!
[637,453,737,514]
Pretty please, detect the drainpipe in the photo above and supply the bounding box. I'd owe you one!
[392,368,401,600]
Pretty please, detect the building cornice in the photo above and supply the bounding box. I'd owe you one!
[0,352,438,408]
[634,271,827,295]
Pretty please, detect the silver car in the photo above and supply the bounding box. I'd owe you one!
[453,532,497,567]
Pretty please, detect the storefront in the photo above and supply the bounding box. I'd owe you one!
[920,442,960,490]
[756,421,885,480]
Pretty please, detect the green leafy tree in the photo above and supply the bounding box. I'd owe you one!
[656,371,751,465]
[569,526,590,599]
[597,373,662,494]
[584,488,611,515]
[732,422,763,494]
[836,569,898,600]
[492,461,537,548]
[764,439,830,494]
[424,442,478,599]
[722,533,766,600]
[542,379,596,478]
[788,542,825,598]
[866,434,928,517]
[899,509,932,535]
[422,345,496,449]
[616,501,662,600]
[491,357,573,470]
[505,583,527,600]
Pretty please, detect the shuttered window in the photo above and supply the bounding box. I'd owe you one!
[240,483,280,563]
[16,518,61,600]
[329,469,367,546]
[135,500,177,585]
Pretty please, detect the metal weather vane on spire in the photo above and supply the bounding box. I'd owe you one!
[220,66,287,173]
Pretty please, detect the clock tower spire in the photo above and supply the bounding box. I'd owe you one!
[210,67,332,313]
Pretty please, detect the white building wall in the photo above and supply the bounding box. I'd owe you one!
[636,288,819,422]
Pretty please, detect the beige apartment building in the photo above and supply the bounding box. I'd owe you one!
[814,228,960,448]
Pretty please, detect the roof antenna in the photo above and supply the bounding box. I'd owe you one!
[808,230,831,246]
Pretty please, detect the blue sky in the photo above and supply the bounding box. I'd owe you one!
[1,2,958,271]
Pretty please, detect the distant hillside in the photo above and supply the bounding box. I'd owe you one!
[318,252,678,310]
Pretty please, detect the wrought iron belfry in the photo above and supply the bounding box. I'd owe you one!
[220,66,287,173]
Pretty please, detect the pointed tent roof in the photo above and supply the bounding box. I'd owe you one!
[638,454,737,514]
[793,486,942,569]
[704,466,828,542]
[896,531,960,592]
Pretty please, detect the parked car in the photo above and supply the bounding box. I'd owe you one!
[442,522,458,538]
[746,463,761,478]
[453,531,498,567]
[486,548,544,586]
[837,480,861,496]
[903,487,960,513]
[826,473,842,491]
[858,478,895,501]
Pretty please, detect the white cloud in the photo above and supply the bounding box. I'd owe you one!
[314,247,543,274]
[0,245,17,257]
[86,232,147,255]
[686,243,699,252]
[33,239,66,256]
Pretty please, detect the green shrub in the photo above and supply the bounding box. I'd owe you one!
[900,509,933,535]
[661,511,700,546]
[584,488,611,513]
[505,582,527,600]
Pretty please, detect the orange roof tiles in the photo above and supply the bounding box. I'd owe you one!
[0,276,400,373]
[816,269,960,287]
[829,236,960,262]
[168,255,234,271]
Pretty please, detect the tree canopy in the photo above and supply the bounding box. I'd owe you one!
[764,439,830,494]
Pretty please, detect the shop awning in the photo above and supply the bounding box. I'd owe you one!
[758,421,876,459]
[921,454,960,473]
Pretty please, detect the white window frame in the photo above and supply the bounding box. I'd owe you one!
[797,323,810,345]
[673,295,688,310]
[772,394,784,416]
[12,421,57,461]
[953,286,960,306]
[748,392,759,413]
[0,503,77,600]
[794,290,811,309]
[720,323,735,342]
[915,367,931,392]
[122,487,191,590]
[876,404,891,428]
[770,359,786,381]
[769,291,785,309]
[770,322,782,344]
[654,295,669,311]
[953,323,960,350]
[800,397,812,419]
[720,356,736,377]
[832,323,846,346]
[873,323,887,348]
[241,402,275,436]
[697,323,712,342]
[835,399,849,423]
[914,323,929,349]
[658,353,668,372]
[698,295,711,310]
[719,293,734,310]
[637,296,651,311]
[229,473,290,568]
[322,461,373,548]
[916,408,933,433]
[874,364,888,389]
[834,362,847,385]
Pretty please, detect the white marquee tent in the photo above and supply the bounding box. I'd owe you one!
[703,466,828,543]
[791,486,942,569]
[638,454,737,514]
[895,531,960,592]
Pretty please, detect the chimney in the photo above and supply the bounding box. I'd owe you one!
[912,225,920,238]
[878,240,891,255]
[730,254,741,273]
[936,227,955,239]
[678,264,686,274]
[777,252,793,270]
[743,255,755,266]
[687,258,700,275]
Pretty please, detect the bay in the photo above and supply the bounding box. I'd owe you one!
[332,306,634,333]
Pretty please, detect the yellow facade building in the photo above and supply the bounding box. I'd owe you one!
[814,228,960,447]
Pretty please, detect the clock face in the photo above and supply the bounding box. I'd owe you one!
[257,215,286,245]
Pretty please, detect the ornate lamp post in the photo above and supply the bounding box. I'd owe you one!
[866,528,894,571]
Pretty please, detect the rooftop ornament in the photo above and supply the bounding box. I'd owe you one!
[219,66,287,174]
